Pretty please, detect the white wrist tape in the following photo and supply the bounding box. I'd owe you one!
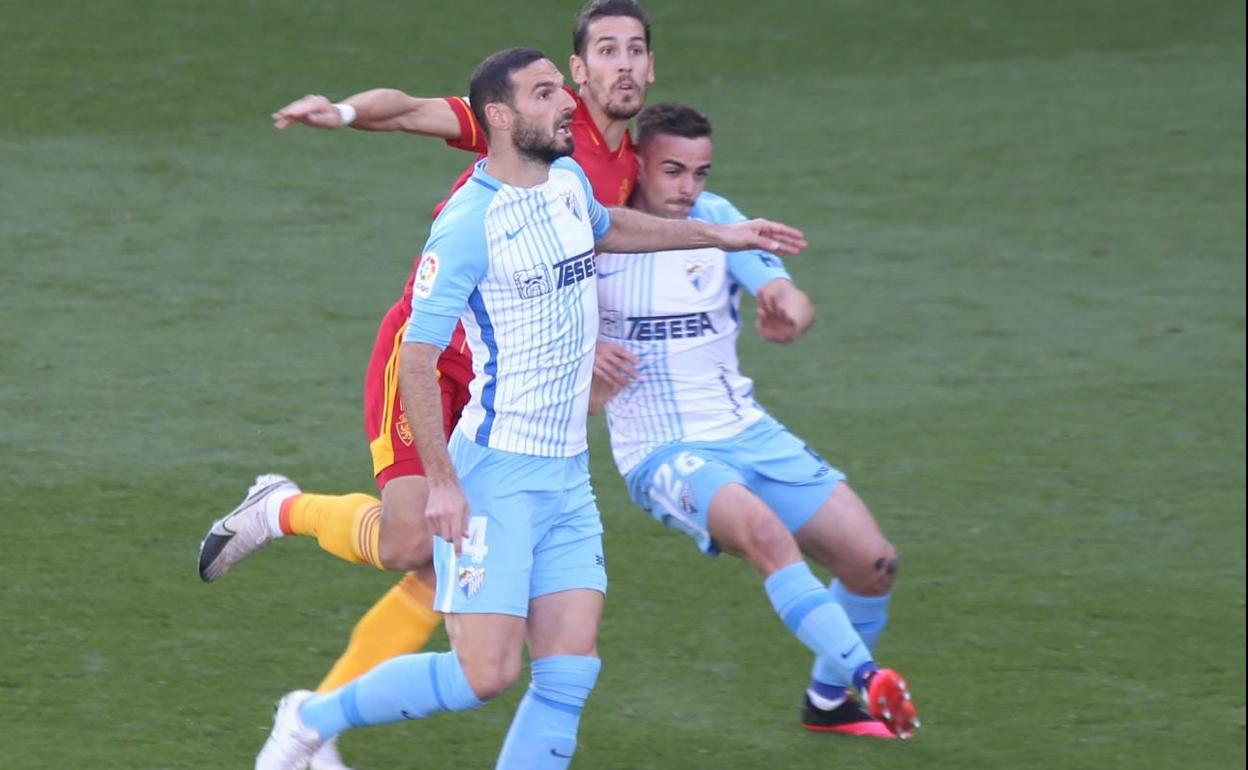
[333,102,357,127]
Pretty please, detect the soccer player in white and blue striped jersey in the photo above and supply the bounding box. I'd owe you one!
[255,50,808,770]
[590,103,920,739]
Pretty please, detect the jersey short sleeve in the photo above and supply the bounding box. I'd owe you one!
[443,96,487,154]
[690,191,791,295]
[553,157,612,239]
[404,199,490,349]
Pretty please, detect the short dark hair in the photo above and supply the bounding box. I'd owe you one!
[572,0,652,58]
[468,47,548,137]
[635,102,712,147]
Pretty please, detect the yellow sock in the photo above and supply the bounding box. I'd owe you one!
[280,493,384,570]
[316,573,443,692]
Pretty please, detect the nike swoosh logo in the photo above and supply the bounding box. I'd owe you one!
[839,642,861,659]
[505,223,530,240]
[550,749,575,758]
[597,268,628,278]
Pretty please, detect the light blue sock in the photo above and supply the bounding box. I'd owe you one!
[298,651,483,739]
[764,562,873,688]
[495,655,601,770]
[810,581,892,693]
[831,580,891,650]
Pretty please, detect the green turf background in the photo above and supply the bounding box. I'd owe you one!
[1,1,1243,767]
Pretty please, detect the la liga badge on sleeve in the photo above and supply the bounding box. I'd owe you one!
[413,252,439,298]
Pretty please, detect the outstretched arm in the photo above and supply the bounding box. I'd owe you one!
[596,207,808,257]
[272,90,465,138]
[755,278,816,343]
[397,341,469,555]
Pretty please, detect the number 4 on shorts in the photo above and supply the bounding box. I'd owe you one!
[462,516,489,564]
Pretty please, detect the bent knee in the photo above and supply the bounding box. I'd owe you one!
[378,537,431,572]
[841,542,899,596]
[462,658,523,702]
[377,506,433,571]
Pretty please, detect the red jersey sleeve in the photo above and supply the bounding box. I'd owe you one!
[443,96,487,154]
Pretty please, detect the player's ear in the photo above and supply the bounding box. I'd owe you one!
[569,54,588,86]
[484,101,511,133]
[646,52,655,84]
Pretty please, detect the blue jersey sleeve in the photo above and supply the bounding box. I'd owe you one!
[404,199,490,349]
[690,190,791,295]
[554,157,611,239]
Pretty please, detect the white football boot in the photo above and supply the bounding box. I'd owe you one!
[255,690,324,770]
[309,737,356,770]
[197,473,299,582]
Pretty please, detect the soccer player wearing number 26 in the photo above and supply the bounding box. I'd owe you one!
[255,48,807,770]
[590,103,920,739]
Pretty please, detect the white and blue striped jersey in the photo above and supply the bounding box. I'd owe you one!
[404,157,611,457]
[596,191,793,474]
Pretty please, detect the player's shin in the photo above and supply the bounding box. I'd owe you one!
[495,655,601,770]
[281,493,386,569]
[316,574,443,692]
[809,580,891,700]
[763,562,876,690]
[299,651,483,739]
[831,579,891,649]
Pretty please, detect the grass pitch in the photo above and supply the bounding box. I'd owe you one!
[1,1,1243,768]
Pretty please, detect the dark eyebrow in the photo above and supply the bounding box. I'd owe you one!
[531,78,562,92]
[594,35,647,46]
[661,160,688,171]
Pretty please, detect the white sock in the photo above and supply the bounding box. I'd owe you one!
[264,489,299,538]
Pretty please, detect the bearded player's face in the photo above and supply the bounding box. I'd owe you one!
[507,59,577,163]
[572,15,654,120]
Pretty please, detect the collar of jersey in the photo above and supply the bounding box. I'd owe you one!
[471,159,501,192]
[470,159,570,193]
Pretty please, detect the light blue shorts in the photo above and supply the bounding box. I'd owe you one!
[625,416,845,555]
[432,431,607,617]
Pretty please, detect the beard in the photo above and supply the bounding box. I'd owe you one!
[605,100,643,120]
[596,75,646,120]
[604,91,644,120]
[513,113,574,164]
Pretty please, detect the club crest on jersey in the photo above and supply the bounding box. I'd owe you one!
[684,254,715,291]
[562,190,583,221]
[413,252,439,299]
[459,566,486,600]
[513,265,552,298]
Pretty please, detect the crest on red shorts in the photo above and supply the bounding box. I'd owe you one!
[395,412,413,446]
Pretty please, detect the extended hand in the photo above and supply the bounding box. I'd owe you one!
[593,340,640,389]
[272,94,343,130]
[756,279,815,343]
[425,481,470,556]
[717,219,808,256]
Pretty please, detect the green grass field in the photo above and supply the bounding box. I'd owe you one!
[2,1,1244,767]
